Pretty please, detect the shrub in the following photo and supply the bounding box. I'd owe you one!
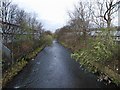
[71,31,118,66]
[41,35,53,46]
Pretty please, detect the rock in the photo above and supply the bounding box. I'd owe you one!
[108,80,111,84]
[98,75,104,82]
[104,76,108,81]
[97,79,100,82]
[116,68,118,71]
[14,86,20,89]
[105,83,108,85]
[99,78,103,82]
[32,59,34,61]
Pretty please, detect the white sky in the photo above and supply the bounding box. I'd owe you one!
[12,0,80,32]
[11,0,119,32]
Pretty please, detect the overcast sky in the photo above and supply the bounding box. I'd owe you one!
[12,0,80,32]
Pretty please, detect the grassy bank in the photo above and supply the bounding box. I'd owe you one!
[2,35,53,87]
[2,45,45,87]
[59,40,120,86]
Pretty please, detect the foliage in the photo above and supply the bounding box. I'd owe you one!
[2,58,28,87]
[71,31,120,85]
[2,0,44,71]
[2,30,53,86]
[2,43,46,87]
[72,31,117,63]
[26,46,44,60]
[41,35,53,46]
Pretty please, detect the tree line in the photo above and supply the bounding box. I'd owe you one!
[56,0,120,47]
[1,0,51,72]
[1,0,44,44]
[56,0,120,85]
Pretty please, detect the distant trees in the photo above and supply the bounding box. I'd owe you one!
[68,0,120,30]
[1,0,44,65]
[1,0,44,44]
[56,0,120,59]
[56,0,120,77]
[64,0,120,45]
[57,2,120,86]
[68,1,93,45]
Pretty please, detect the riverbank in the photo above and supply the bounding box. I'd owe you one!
[3,40,116,88]
[2,35,53,87]
[2,45,45,87]
[59,41,120,87]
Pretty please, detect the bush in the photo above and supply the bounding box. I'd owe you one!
[41,35,53,46]
[71,31,118,66]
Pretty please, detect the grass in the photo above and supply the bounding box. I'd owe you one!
[89,62,120,85]
[2,58,27,87]
[2,45,45,87]
[60,40,120,86]
[2,34,53,87]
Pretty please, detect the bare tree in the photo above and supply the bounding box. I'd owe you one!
[1,0,45,67]
[104,0,120,28]
[91,0,106,28]
[2,0,11,43]
[93,0,120,29]
[68,1,93,45]
[36,22,43,37]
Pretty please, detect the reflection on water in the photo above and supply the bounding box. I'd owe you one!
[53,40,57,43]
[36,62,40,65]
[14,86,20,89]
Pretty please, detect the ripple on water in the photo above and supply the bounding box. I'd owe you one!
[37,62,40,65]
[14,86,20,89]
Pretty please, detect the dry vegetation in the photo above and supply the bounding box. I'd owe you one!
[56,0,120,86]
